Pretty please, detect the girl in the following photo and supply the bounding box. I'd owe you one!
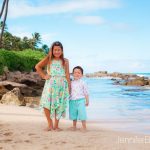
[35,41,70,131]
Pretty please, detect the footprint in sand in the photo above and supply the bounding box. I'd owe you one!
[14,140,23,143]
[75,145,90,149]
[3,132,13,136]
[28,133,40,139]
[0,123,9,127]
[1,139,12,143]
[53,141,67,145]
[76,145,83,148]
[24,140,32,143]
[28,133,36,136]
[33,136,40,139]
[43,146,49,149]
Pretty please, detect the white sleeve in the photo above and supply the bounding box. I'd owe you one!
[83,81,89,96]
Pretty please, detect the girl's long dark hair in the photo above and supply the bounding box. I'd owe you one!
[47,41,65,74]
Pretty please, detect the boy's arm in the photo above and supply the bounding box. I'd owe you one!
[85,95,89,106]
[83,81,89,106]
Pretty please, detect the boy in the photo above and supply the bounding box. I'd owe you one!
[69,66,89,131]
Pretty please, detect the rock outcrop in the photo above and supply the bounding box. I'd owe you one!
[123,77,149,86]
[0,71,45,97]
[85,71,150,87]
[0,71,44,106]
[1,88,26,106]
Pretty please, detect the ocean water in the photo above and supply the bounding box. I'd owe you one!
[83,74,150,134]
[135,73,150,78]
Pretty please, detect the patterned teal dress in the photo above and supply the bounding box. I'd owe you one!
[40,59,69,119]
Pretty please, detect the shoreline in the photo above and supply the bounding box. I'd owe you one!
[0,104,150,150]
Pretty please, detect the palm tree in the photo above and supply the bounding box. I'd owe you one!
[42,44,49,54]
[2,31,13,50]
[32,32,42,49]
[0,21,8,32]
[0,0,7,18]
[22,36,30,49]
[0,0,9,48]
[12,36,21,50]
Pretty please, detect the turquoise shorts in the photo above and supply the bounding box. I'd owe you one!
[69,98,87,121]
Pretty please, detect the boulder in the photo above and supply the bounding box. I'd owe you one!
[0,81,27,90]
[0,79,44,97]
[1,88,26,106]
[24,96,40,108]
[0,85,9,100]
[124,78,149,86]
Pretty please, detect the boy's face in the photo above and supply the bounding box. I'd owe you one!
[73,68,83,80]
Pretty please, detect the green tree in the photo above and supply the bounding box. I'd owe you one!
[22,36,30,49]
[0,21,8,32]
[31,32,41,49]
[2,31,13,50]
[42,44,49,54]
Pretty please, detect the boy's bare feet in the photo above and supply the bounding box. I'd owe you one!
[68,127,77,131]
[79,128,87,132]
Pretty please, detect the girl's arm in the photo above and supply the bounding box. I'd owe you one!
[64,58,71,94]
[35,56,50,79]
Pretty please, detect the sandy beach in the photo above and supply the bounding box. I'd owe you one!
[0,104,150,150]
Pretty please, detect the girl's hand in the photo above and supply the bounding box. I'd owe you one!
[43,74,50,80]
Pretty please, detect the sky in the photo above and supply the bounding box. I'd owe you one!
[0,0,150,73]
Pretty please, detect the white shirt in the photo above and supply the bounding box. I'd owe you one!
[70,79,89,100]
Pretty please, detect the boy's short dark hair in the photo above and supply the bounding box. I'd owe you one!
[73,66,84,74]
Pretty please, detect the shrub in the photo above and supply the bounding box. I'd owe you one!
[0,49,46,74]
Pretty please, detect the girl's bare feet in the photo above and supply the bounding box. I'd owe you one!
[54,127,63,131]
[44,127,53,131]
[44,126,54,131]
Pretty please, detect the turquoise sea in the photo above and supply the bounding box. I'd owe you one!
[83,73,150,134]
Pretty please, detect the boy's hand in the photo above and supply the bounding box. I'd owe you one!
[85,101,89,106]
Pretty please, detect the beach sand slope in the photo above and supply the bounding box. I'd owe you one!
[0,104,149,150]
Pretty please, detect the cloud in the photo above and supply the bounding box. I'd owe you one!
[75,16,105,25]
[9,25,57,45]
[8,0,121,18]
[69,55,150,73]
[130,62,141,68]
[110,22,132,31]
[9,26,32,38]
[41,33,58,45]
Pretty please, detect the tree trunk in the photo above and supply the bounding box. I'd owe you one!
[0,0,9,48]
[0,0,6,18]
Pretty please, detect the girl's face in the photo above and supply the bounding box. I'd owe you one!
[73,68,83,80]
[52,46,63,58]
